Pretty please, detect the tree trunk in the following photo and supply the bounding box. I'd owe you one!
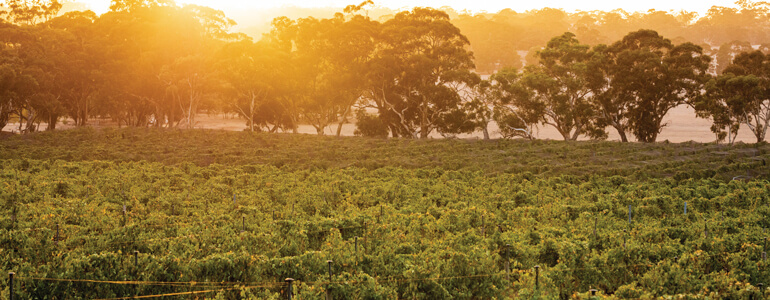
[82,97,89,126]
[0,104,9,130]
[570,126,581,140]
[420,96,428,139]
[389,125,399,138]
[249,93,256,132]
[24,109,36,133]
[613,125,628,143]
[289,112,299,134]
[643,132,658,143]
[47,114,57,131]
[482,124,490,140]
[336,115,346,137]
[618,130,628,143]
[335,122,344,137]
[76,96,88,126]
[187,94,195,129]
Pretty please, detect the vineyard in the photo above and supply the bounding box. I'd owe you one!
[1,128,770,299]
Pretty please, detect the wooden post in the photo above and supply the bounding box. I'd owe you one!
[134,251,139,297]
[8,272,14,300]
[326,260,333,300]
[534,265,540,290]
[285,278,295,300]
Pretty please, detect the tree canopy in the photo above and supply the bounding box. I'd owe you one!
[6,1,770,143]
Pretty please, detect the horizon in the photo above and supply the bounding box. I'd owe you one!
[75,0,738,30]
[76,0,744,21]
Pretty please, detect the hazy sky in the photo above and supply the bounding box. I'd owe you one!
[80,0,741,16]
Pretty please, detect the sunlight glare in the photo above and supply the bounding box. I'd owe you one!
[80,0,742,16]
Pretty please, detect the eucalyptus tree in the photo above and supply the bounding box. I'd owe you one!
[366,7,476,138]
[697,51,770,143]
[591,30,711,143]
[159,54,214,129]
[0,0,65,132]
[216,40,291,132]
[517,32,606,141]
[46,11,102,127]
[0,64,17,130]
[267,7,377,136]
[0,0,62,25]
[715,40,753,74]
[0,24,69,132]
[98,1,236,127]
[0,51,37,131]
[698,73,749,144]
[97,5,183,126]
[489,67,539,139]
[586,44,634,142]
[460,77,495,140]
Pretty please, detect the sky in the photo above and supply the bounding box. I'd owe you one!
[79,0,742,16]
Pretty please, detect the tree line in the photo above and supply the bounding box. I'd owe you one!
[1,0,770,143]
[235,1,770,75]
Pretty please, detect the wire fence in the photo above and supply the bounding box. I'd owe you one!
[9,258,767,299]
[4,202,769,298]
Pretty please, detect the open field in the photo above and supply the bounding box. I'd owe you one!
[1,104,763,143]
[0,129,769,299]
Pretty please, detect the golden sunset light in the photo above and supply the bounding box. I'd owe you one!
[78,0,742,16]
[4,0,770,298]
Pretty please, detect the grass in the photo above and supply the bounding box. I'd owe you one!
[0,127,768,180]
